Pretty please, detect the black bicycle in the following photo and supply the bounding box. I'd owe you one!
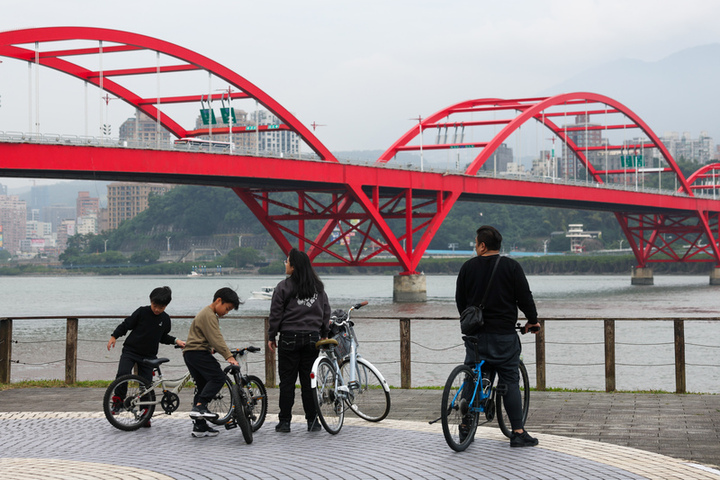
[217,346,268,444]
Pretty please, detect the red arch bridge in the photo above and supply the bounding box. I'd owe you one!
[1,27,720,292]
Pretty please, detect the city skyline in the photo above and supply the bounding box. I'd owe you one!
[2,0,720,191]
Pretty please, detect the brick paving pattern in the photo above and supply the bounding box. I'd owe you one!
[0,387,719,479]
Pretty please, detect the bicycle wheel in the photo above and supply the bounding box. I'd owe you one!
[207,377,234,425]
[313,357,344,434]
[340,357,390,422]
[244,375,268,432]
[103,374,156,431]
[232,384,253,444]
[441,364,478,452]
[496,360,530,438]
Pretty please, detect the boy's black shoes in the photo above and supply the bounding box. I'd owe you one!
[192,423,219,438]
[190,404,218,420]
[110,396,123,415]
[510,430,539,447]
[275,421,291,433]
[307,418,322,432]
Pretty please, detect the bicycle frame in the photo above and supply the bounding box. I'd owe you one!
[451,360,490,416]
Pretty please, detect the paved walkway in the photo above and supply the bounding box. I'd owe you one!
[0,388,719,479]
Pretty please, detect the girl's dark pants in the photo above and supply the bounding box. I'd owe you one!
[277,331,320,423]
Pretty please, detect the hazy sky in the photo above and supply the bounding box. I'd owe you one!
[2,0,720,190]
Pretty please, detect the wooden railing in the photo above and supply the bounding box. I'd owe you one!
[1,315,718,393]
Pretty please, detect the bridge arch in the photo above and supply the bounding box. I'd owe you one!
[378,93,693,195]
[0,26,335,161]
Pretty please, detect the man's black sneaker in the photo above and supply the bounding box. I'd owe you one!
[307,418,322,432]
[275,421,291,433]
[458,414,473,442]
[192,423,219,438]
[190,404,218,420]
[510,430,539,447]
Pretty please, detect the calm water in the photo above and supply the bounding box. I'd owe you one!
[2,274,719,392]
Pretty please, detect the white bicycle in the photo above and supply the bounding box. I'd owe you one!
[310,301,391,434]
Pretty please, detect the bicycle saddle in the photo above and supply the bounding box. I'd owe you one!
[315,338,338,350]
[143,357,170,368]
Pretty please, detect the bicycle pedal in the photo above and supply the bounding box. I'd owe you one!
[337,385,350,393]
[347,381,359,390]
[224,420,237,430]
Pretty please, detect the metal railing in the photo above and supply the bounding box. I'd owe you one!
[2,315,718,392]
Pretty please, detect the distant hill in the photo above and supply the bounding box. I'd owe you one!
[539,44,720,141]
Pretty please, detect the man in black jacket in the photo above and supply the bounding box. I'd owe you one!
[455,225,541,447]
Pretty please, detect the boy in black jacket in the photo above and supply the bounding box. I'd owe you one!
[107,286,185,424]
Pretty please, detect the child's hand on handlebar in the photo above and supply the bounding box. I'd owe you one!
[227,356,239,366]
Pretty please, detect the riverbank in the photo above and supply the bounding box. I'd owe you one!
[3,253,718,276]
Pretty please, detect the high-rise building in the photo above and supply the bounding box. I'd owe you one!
[0,195,28,254]
[659,131,715,164]
[76,191,99,218]
[42,204,76,232]
[479,143,513,173]
[106,182,173,230]
[250,110,300,157]
[119,110,172,147]
[56,219,76,253]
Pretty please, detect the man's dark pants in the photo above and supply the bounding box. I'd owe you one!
[464,332,524,430]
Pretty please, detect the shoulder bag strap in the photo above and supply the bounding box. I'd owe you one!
[479,255,502,309]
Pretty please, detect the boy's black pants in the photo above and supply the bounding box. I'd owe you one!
[183,350,226,407]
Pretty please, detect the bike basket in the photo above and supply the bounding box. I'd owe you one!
[333,331,354,359]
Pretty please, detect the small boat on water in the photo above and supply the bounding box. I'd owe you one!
[250,286,274,300]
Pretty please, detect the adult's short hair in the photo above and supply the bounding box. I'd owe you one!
[150,286,172,306]
[213,287,241,310]
[476,225,503,251]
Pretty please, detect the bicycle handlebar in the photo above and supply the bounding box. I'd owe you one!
[230,346,261,358]
[516,322,540,334]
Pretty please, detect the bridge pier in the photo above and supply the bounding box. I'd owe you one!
[393,274,427,303]
[631,266,654,285]
[710,267,720,285]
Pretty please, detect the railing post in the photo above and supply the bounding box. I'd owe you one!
[399,318,411,389]
[264,316,276,388]
[535,319,546,391]
[604,319,615,392]
[0,318,12,383]
[674,319,686,393]
[65,317,78,384]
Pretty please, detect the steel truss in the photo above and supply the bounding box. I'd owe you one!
[616,212,720,266]
[234,186,459,274]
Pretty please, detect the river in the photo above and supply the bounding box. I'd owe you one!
[2,273,719,392]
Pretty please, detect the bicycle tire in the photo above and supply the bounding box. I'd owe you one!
[340,357,390,422]
[244,375,267,432]
[103,374,156,431]
[313,357,344,434]
[441,364,479,452]
[207,377,234,425]
[496,360,530,438]
[232,384,253,444]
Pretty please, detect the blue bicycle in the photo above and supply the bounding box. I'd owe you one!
[438,324,533,452]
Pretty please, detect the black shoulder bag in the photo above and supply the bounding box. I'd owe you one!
[460,255,501,335]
